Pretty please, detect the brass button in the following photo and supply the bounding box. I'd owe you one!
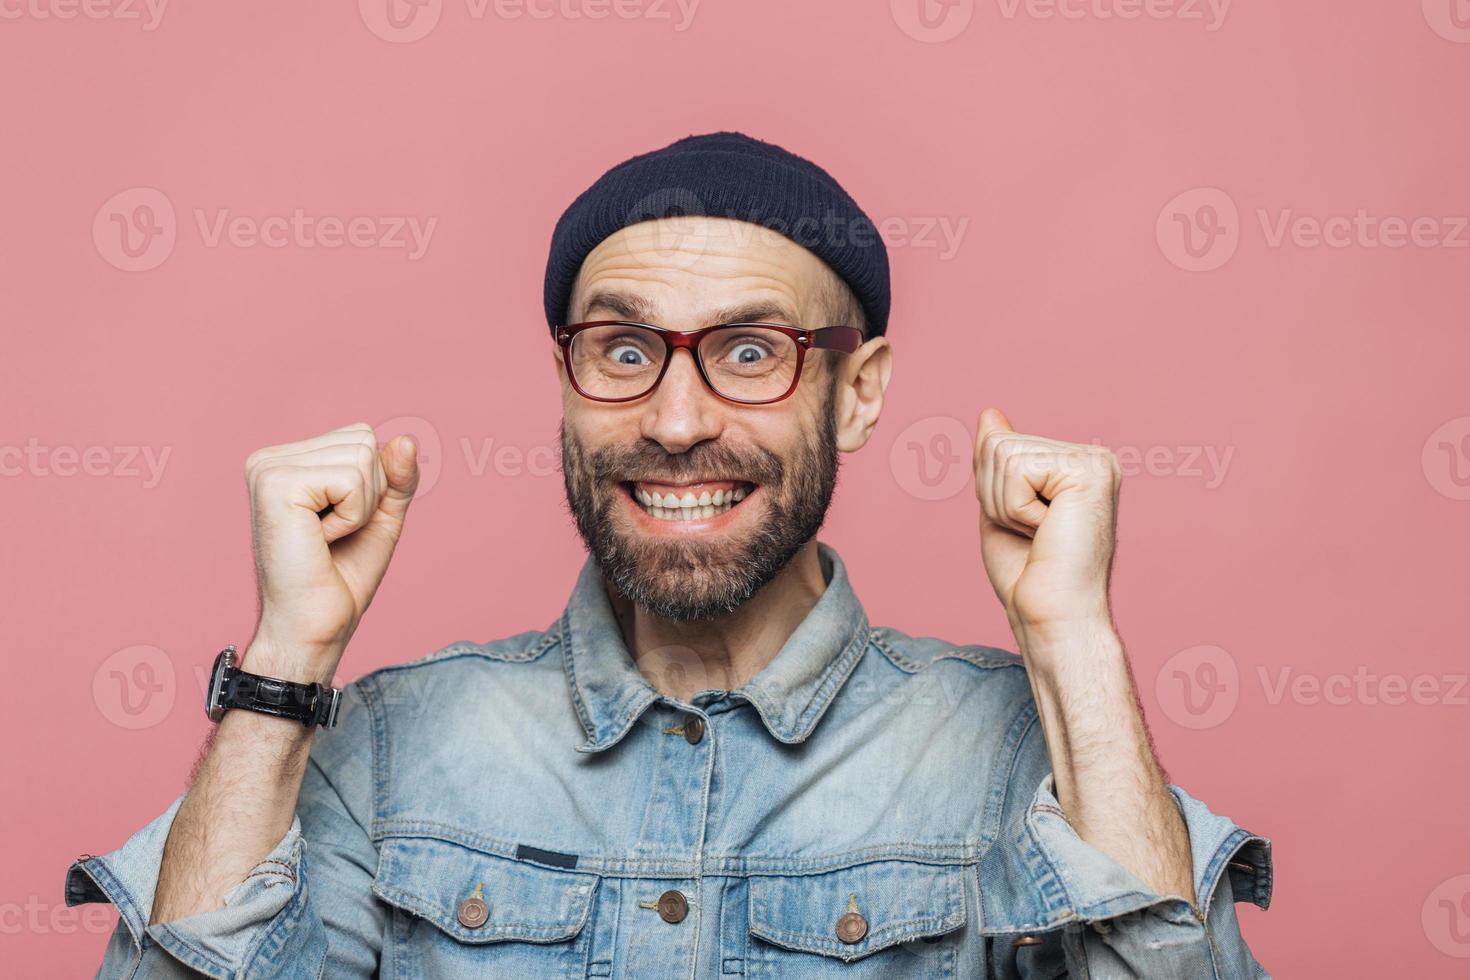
[1012,933,1043,947]
[836,911,868,944]
[457,895,489,929]
[683,715,705,745]
[657,889,688,923]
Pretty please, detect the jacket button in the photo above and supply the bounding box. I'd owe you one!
[836,911,868,944]
[656,889,689,923]
[683,715,705,745]
[1012,934,1043,946]
[457,895,489,929]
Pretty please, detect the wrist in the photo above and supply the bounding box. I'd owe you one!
[1013,620,1135,711]
[1010,608,1117,659]
[243,636,342,686]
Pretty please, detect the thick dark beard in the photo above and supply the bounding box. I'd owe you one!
[561,382,841,622]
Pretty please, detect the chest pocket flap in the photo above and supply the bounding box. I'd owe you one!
[748,860,967,962]
[372,835,597,944]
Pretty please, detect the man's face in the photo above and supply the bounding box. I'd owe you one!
[557,216,857,621]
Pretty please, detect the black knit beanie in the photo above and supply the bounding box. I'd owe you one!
[543,132,890,337]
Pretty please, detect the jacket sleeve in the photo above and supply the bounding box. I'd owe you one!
[979,704,1274,979]
[64,681,384,979]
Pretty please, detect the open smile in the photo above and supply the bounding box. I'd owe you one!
[621,479,759,524]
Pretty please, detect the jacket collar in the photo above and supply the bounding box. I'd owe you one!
[561,542,871,753]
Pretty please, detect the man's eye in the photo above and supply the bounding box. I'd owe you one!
[608,345,650,365]
[726,343,767,364]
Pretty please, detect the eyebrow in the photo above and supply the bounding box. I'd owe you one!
[579,291,804,329]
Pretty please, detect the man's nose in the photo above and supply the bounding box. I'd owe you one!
[639,350,724,454]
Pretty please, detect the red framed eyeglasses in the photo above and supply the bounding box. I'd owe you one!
[554,320,863,405]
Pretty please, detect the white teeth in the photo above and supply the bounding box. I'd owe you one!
[631,483,756,521]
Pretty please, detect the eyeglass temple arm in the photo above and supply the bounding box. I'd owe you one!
[808,326,864,353]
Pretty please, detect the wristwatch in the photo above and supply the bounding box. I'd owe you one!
[204,644,342,728]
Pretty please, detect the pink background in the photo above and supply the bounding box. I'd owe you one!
[3,1,1468,975]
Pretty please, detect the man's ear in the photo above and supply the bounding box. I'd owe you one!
[834,336,893,453]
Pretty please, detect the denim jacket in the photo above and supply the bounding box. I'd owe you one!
[67,543,1272,978]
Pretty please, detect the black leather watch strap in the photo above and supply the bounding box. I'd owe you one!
[223,671,340,728]
[207,645,341,728]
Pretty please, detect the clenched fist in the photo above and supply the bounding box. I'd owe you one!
[973,407,1120,641]
[244,423,420,682]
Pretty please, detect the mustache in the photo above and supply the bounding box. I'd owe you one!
[583,437,785,487]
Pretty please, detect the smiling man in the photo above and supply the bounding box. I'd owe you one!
[68,132,1272,978]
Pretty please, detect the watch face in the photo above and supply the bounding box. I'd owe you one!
[205,648,231,722]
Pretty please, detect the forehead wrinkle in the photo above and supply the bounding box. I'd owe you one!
[574,266,819,329]
[572,219,831,326]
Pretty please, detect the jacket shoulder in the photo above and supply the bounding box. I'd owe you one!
[359,626,561,681]
[868,624,1026,676]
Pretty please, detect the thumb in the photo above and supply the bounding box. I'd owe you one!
[377,434,421,521]
[975,407,1015,446]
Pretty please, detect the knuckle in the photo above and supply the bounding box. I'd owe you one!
[253,464,293,494]
[351,440,377,467]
